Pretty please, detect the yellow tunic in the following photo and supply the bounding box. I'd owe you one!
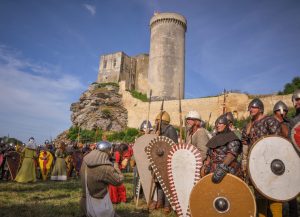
[38,150,53,181]
[15,148,37,183]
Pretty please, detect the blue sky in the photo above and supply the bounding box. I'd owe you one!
[0,0,299,143]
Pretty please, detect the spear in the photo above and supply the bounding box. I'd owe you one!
[178,83,183,144]
[157,99,164,136]
[206,112,212,130]
[146,89,152,134]
[222,88,227,114]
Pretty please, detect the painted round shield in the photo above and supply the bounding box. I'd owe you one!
[291,121,300,152]
[133,134,157,204]
[189,174,256,217]
[146,136,175,208]
[248,136,300,201]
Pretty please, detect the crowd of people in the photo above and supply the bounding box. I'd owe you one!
[1,89,299,217]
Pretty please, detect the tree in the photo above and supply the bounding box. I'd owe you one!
[278,76,300,95]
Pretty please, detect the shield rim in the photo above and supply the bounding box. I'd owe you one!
[247,135,300,202]
[291,122,300,153]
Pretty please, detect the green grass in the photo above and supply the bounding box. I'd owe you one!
[0,173,176,217]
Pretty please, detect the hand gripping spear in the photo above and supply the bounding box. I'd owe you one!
[178,83,183,144]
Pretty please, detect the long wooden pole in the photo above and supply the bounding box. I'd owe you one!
[146,89,152,134]
[178,83,183,144]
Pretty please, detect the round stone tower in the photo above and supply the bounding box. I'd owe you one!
[148,12,187,100]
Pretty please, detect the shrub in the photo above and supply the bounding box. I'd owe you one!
[129,90,148,102]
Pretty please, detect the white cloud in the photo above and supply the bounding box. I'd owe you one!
[83,4,96,16]
[0,46,84,144]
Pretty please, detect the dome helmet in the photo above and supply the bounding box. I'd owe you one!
[215,114,228,126]
[96,141,112,154]
[292,89,300,105]
[225,112,235,124]
[273,101,288,114]
[155,111,170,123]
[139,120,153,132]
[248,98,264,113]
[186,111,201,121]
[44,140,50,145]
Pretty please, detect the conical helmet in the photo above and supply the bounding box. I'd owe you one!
[155,111,170,123]
[248,98,264,113]
[273,101,288,113]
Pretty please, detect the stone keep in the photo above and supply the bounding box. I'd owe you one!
[148,12,187,100]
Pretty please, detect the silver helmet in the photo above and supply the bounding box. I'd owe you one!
[248,98,264,113]
[273,101,288,114]
[292,89,300,103]
[139,120,153,132]
[96,141,112,154]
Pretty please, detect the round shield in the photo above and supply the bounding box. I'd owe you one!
[189,174,256,217]
[248,136,300,201]
[291,121,300,152]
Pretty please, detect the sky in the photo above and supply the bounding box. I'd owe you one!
[0,0,299,143]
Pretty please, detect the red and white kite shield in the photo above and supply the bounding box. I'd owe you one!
[248,136,300,201]
[145,136,175,207]
[291,121,300,153]
[167,144,202,217]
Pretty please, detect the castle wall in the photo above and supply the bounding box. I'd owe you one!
[119,81,293,129]
[135,54,149,94]
[148,12,187,100]
[97,52,123,83]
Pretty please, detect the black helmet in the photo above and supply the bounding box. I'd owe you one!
[273,101,288,113]
[225,112,235,123]
[248,98,264,113]
[44,140,49,145]
[215,114,228,126]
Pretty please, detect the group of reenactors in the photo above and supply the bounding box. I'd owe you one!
[79,89,300,217]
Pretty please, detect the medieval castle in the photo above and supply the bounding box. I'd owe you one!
[97,12,186,101]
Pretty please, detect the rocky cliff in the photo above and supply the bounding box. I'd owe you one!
[70,83,128,131]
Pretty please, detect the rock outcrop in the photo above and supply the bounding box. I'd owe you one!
[70,83,128,131]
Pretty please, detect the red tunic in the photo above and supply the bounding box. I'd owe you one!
[108,151,126,203]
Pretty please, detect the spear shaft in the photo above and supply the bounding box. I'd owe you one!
[146,89,152,134]
[179,83,183,144]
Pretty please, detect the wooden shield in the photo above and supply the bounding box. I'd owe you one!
[248,136,300,201]
[167,144,202,217]
[145,136,175,208]
[291,122,300,152]
[6,151,21,180]
[133,134,157,204]
[189,174,256,217]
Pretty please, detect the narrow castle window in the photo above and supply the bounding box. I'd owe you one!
[103,60,107,69]
[113,58,116,67]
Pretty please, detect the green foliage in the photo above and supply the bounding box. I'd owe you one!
[107,128,139,143]
[67,127,103,143]
[0,136,23,145]
[97,82,119,88]
[287,107,296,119]
[129,90,148,102]
[233,117,251,130]
[101,108,112,118]
[278,76,300,95]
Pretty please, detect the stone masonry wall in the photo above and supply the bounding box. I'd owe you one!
[119,81,293,129]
